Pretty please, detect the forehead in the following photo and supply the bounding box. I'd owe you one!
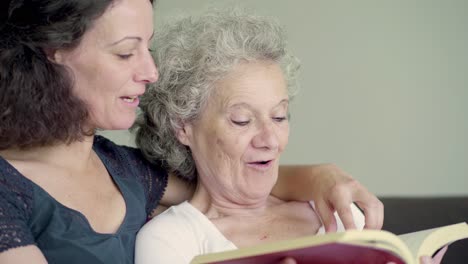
[214,61,288,106]
[83,0,153,44]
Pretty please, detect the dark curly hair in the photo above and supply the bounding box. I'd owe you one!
[0,0,154,150]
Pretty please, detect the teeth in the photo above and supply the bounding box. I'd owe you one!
[123,96,137,103]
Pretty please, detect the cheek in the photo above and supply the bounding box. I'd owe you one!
[214,132,248,160]
[215,138,224,159]
[68,54,129,100]
[278,125,290,152]
[67,57,101,99]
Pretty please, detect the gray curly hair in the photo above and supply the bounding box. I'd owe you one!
[133,9,300,181]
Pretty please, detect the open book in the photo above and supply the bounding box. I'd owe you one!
[191,222,468,264]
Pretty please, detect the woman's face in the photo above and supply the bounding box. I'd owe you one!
[179,61,290,204]
[55,0,158,130]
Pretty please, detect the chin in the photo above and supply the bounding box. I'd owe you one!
[101,118,136,131]
[113,122,135,130]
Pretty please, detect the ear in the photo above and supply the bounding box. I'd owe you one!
[175,121,193,147]
[44,48,65,63]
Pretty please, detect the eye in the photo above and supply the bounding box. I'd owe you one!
[273,116,287,122]
[232,120,250,126]
[117,54,134,60]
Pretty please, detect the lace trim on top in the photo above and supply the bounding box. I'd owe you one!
[0,159,35,252]
[93,136,168,216]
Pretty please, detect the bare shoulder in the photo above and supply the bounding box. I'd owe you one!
[0,245,48,264]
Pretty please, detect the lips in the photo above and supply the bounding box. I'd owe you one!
[248,160,272,165]
[246,159,275,171]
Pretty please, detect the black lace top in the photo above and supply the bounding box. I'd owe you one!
[0,136,168,263]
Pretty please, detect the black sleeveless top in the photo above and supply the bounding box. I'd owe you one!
[0,136,168,263]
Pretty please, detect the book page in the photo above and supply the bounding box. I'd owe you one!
[398,228,436,258]
[398,222,468,260]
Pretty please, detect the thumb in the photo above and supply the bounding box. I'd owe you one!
[278,257,297,264]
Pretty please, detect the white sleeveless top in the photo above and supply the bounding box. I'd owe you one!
[135,201,365,264]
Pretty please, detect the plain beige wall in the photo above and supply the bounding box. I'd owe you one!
[100,0,468,196]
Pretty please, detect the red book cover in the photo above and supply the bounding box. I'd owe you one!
[196,243,404,264]
[191,223,468,264]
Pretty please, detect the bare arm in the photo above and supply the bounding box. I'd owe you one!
[156,164,384,231]
[272,164,384,232]
[0,245,48,264]
[152,172,194,217]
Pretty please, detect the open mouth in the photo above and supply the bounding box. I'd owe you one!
[122,96,138,103]
[248,160,273,166]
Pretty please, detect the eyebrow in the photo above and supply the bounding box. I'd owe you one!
[108,31,155,47]
[228,99,289,111]
[108,36,142,47]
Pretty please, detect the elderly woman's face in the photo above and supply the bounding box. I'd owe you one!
[179,61,289,201]
[54,0,158,130]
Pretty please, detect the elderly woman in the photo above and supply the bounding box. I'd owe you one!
[133,10,366,264]
[135,10,446,264]
[134,9,447,264]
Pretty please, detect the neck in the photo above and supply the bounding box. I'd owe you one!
[0,135,96,172]
[189,179,279,219]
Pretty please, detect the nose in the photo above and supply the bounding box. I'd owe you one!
[134,52,159,84]
[252,121,280,151]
